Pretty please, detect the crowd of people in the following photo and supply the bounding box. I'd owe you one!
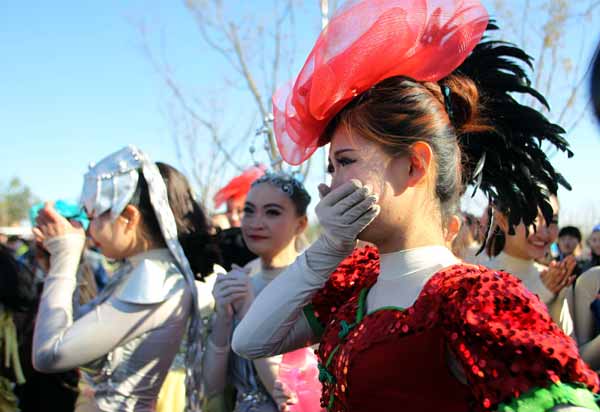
[3,0,600,411]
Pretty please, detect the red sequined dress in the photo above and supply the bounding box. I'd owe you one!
[303,247,599,412]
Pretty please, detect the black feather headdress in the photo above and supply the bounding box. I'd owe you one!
[451,22,572,239]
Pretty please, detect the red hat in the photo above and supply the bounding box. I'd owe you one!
[273,0,489,165]
[213,165,266,209]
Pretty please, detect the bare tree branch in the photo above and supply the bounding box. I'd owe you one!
[228,23,279,163]
[544,45,558,101]
[140,1,324,199]
[556,61,592,125]
[134,17,249,207]
[586,0,600,14]
[566,97,593,135]
[320,0,330,29]
[182,0,303,170]
[520,0,530,47]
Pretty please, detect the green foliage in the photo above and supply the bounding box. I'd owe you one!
[498,382,599,412]
[0,178,38,226]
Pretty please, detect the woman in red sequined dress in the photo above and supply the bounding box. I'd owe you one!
[232,1,600,411]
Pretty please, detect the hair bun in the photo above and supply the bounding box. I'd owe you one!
[439,74,491,136]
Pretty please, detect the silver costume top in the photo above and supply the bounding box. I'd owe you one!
[33,237,194,412]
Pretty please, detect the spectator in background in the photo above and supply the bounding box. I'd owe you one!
[0,244,79,412]
[482,194,575,335]
[213,166,266,228]
[556,226,584,276]
[451,213,483,262]
[570,224,600,370]
[212,167,267,272]
[6,236,29,258]
[582,224,600,272]
[211,213,231,232]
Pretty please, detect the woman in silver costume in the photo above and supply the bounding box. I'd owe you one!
[32,146,221,412]
[202,172,310,412]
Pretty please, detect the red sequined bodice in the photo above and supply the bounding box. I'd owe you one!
[307,247,598,412]
[348,326,471,411]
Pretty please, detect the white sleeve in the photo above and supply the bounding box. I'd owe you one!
[232,238,350,359]
[203,337,231,397]
[546,288,574,337]
[33,235,189,372]
[573,268,600,345]
[579,335,600,371]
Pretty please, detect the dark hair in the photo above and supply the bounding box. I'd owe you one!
[485,225,505,258]
[0,245,38,312]
[251,172,311,216]
[324,23,572,240]
[129,162,221,280]
[592,41,600,121]
[486,192,558,257]
[7,236,22,244]
[559,226,582,242]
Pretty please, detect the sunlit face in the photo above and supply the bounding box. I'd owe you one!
[226,197,245,228]
[88,211,132,260]
[327,127,413,244]
[502,196,559,261]
[558,235,579,256]
[241,183,306,260]
[588,232,600,256]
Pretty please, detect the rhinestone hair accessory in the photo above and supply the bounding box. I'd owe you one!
[252,172,306,198]
[81,146,141,220]
[441,85,454,123]
[273,0,489,165]
[251,171,311,216]
[80,145,206,411]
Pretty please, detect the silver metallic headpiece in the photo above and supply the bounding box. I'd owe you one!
[251,171,307,198]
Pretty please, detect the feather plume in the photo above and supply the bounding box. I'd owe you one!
[454,23,572,234]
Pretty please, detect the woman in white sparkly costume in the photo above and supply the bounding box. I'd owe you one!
[203,172,311,412]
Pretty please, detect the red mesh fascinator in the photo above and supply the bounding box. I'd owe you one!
[273,0,489,165]
[213,165,266,209]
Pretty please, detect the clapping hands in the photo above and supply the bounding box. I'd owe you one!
[540,255,576,295]
[212,264,254,321]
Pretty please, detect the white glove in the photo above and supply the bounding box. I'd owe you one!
[315,179,380,254]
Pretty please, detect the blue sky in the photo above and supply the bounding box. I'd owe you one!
[1,1,600,230]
